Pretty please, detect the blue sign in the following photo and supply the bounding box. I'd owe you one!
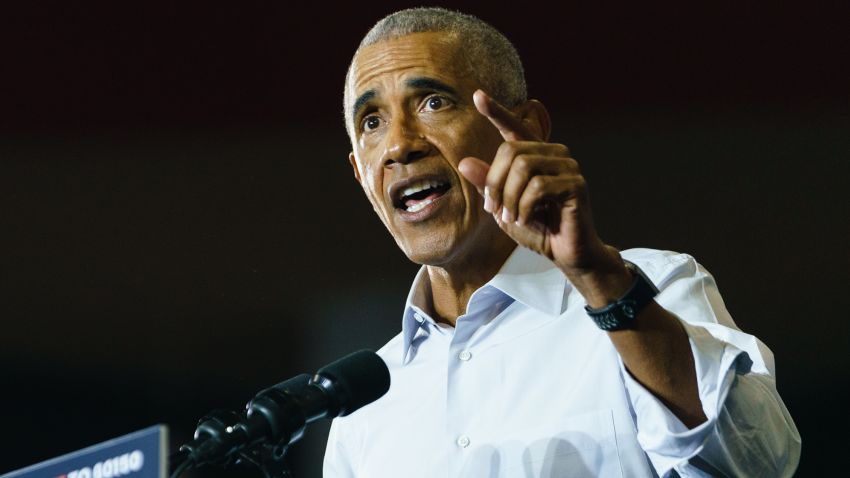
[1,426,168,478]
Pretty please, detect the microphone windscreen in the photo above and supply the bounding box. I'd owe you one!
[316,349,390,416]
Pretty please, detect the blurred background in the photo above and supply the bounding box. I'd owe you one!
[1,1,847,476]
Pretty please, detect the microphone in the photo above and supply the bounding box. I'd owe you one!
[179,349,390,466]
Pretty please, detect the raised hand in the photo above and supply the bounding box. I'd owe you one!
[458,89,617,277]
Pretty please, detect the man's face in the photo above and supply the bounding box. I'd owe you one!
[346,32,504,266]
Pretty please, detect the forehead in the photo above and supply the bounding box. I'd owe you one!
[348,32,471,101]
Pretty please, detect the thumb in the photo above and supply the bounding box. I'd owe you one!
[458,156,490,194]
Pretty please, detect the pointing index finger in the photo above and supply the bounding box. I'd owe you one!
[473,89,539,142]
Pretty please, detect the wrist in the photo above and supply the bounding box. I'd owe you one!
[559,244,632,308]
[584,260,660,331]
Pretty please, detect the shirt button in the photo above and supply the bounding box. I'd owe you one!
[458,350,472,361]
[413,312,424,322]
[456,435,470,448]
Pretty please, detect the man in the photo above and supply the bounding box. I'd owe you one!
[324,7,800,477]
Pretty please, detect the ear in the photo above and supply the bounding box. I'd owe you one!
[515,99,552,142]
[348,152,362,184]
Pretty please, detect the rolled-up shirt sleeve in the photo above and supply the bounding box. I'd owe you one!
[620,250,801,477]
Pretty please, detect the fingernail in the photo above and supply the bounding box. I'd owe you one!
[483,187,492,212]
[501,208,511,223]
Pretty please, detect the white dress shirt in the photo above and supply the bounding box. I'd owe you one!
[323,246,801,477]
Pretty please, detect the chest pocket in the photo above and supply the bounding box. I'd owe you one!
[461,408,625,478]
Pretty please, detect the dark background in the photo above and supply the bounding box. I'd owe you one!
[1,1,848,476]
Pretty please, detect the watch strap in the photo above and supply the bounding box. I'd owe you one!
[584,260,659,331]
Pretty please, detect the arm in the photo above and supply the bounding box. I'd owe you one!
[617,251,801,476]
[458,90,800,476]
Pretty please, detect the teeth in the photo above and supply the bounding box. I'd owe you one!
[407,197,434,213]
[401,179,443,199]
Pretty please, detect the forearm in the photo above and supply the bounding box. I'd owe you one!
[607,301,707,428]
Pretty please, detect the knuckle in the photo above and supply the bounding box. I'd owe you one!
[528,175,546,192]
[514,154,532,174]
[550,143,570,156]
[498,141,518,158]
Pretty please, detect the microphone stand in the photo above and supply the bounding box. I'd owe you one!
[230,441,293,478]
[169,442,293,478]
[169,350,390,478]
[169,411,293,478]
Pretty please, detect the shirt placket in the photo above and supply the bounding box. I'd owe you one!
[445,310,484,475]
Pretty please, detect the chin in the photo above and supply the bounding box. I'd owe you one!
[396,233,463,267]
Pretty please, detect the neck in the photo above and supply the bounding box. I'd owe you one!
[425,231,516,326]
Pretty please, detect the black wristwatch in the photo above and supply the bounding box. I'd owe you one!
[584,260,659,331]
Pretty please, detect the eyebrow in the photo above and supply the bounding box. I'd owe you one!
[352,89,376,122]
[405,77,458,96]
[350,77,459,125]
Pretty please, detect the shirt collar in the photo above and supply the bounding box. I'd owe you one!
[401,246,570,363]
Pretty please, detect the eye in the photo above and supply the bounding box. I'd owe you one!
[422,95,451,112]
[362,115,382,132]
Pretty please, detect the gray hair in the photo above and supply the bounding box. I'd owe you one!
[343,7,527,136]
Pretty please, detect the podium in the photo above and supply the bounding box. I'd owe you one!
[0,426,168,478]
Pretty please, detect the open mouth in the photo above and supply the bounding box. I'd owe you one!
[392,178,452,213]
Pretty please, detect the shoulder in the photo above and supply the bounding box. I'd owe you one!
[336,331,404,427]
[328,331,404,433]
[374,331,405,369]
[620,247,708,288]
[621,247,741,328]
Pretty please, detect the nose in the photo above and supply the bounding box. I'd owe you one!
[381,116,430,167]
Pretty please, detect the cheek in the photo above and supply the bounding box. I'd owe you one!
[466,124,502,162]
[359,162,391,216]
[437,116,497,164]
